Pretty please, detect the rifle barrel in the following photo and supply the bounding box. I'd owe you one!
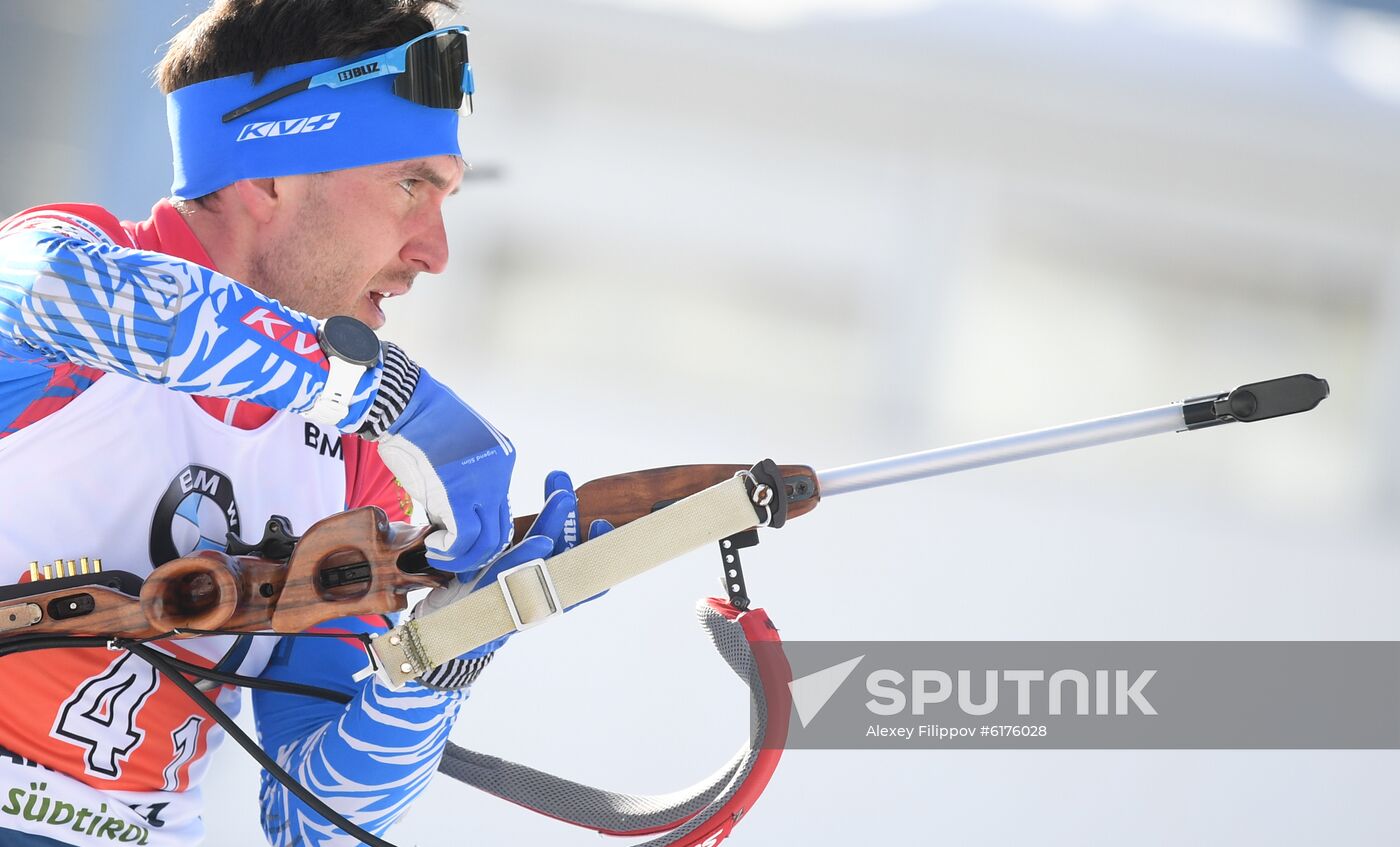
[816,403,1186,497]
[816,373,1329,498]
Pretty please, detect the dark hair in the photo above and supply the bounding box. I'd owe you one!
[157,0,457,95]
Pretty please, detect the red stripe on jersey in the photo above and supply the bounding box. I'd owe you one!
[344,435,412,520]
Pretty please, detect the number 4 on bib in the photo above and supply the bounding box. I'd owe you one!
[51,652,160,779]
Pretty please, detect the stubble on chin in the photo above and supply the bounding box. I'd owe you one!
[247,231,358,321]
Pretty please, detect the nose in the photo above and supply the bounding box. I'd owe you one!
[402,205,450,274]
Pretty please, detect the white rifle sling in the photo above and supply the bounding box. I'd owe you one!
[371,474,762,686]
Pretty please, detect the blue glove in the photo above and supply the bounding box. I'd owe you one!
[375,366,515,572]
[415,470,612,658]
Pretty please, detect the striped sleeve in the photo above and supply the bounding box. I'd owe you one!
[0,207,117,438]
[0,227,384,432]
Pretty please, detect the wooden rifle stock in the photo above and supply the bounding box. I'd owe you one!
[145,508,448,633]
[0,508,450,641]
[511,463,822,543]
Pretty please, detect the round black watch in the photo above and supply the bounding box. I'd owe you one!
[306,315,381,426]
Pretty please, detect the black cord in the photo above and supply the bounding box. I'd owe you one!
[156,652,352,704]
[0,633,114,654]
[170,627,375,641]
[120,641,398,847]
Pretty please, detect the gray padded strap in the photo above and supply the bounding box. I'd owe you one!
[436,600,768,843]
[372,475,761,686]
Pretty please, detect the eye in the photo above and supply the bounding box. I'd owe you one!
[398,178,419,197]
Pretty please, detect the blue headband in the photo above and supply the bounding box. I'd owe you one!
[167,52,462,198]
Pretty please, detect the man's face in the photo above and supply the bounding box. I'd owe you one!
[247,155,465,329]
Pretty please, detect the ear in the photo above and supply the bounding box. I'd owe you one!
[230,177,281,224]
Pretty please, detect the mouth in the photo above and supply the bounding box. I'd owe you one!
[369,283,410,301]
[364,283,411,326]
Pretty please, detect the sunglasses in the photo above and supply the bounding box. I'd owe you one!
[222,26,473,124]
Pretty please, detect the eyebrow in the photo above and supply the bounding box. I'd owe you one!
[391,160,462,196]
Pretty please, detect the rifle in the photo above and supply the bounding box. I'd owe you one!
[0,372,1329,847]
[0,373,1328,645]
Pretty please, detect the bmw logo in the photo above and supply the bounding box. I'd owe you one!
[149,465,241,567]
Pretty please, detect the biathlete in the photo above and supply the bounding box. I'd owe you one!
[0,1,596,844]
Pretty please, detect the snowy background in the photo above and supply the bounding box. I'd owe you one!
[2,0,1398,844]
